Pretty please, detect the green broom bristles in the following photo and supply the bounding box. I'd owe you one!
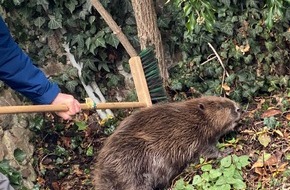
[139,48,168,103]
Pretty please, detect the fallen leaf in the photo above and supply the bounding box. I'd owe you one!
[266,152,286,176]
[283,131,290,138]
[264,151,282,166]
[258,133,271,147]
[73,165,83,176]
[254,167,266,176]
[274,129,284,137]
[241,129,255,135]
[52,181,60,190]
[61,137,71,148]
[285,153,290,161]
[261,109,282,118]
[286,113,290,121]
[256,98,266,110]
[222,83,231,91]
[235,43,250,54]
[235,144,243,151]
[36,177,46,186]
[254,167,264,176]
[252,152,271,168]
[277,162,288,172]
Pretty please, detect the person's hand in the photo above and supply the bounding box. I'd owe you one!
[51,93,81,120]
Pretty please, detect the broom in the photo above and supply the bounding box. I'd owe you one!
[90,0,167,103]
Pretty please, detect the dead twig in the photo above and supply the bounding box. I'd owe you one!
[207,43,229,94]
[207,43,229,77]
[200,55,217,66]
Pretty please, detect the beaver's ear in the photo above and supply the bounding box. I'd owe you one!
[198,103,205,111]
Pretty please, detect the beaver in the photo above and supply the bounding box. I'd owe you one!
[92,96,242,190]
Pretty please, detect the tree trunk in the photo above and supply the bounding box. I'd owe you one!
[131,0,168,83]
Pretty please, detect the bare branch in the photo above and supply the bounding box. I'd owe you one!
[207,43,229,77]
[207,43,229,94]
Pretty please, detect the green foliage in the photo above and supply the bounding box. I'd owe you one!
[173,0,216,32]
[264,0,289,29]
[263,116,281,128]
[171,0,289,32]
[101,116,120,135]
[14,148,27,163]
[0,160,22,187]
[173,155,250,190]
[0,0,136,100]
[75,120,88,131]
[55,145,69,157]
[161,0,290,102]
[28,115,45,132]
[86,146,94,157]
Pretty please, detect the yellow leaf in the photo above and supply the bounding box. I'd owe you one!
[235,43,250,54]
[85,98,95,109]
[258,133,271,147]
[222,83,231,91]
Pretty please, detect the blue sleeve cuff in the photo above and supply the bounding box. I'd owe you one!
[31,82,60,104]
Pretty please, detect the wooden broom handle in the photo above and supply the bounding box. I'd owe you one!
[90,0,138,57]
[0,102,146,114]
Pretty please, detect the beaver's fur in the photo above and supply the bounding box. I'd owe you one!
[93,96,241,190]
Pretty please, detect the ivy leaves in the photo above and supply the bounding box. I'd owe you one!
[78,30,119,54]
[0,160,22,186]
[34,17,45,28]
[65,0,78,14]
[1,0,132,99]
[173,155,250,190]
[167,0,289,102]
[48,16,62,29]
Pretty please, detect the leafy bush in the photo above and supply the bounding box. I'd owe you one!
[161,0,290,102]
[172,0,289,31]
[173,155,250,190]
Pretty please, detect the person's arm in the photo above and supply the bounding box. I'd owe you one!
[0,16,80,119]
[0,16,59,104]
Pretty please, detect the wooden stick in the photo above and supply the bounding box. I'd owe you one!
[90,0,138,57]
[0,102,146,114]
[129,56,152,107]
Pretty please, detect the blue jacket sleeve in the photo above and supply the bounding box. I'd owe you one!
[0,16,60,104]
